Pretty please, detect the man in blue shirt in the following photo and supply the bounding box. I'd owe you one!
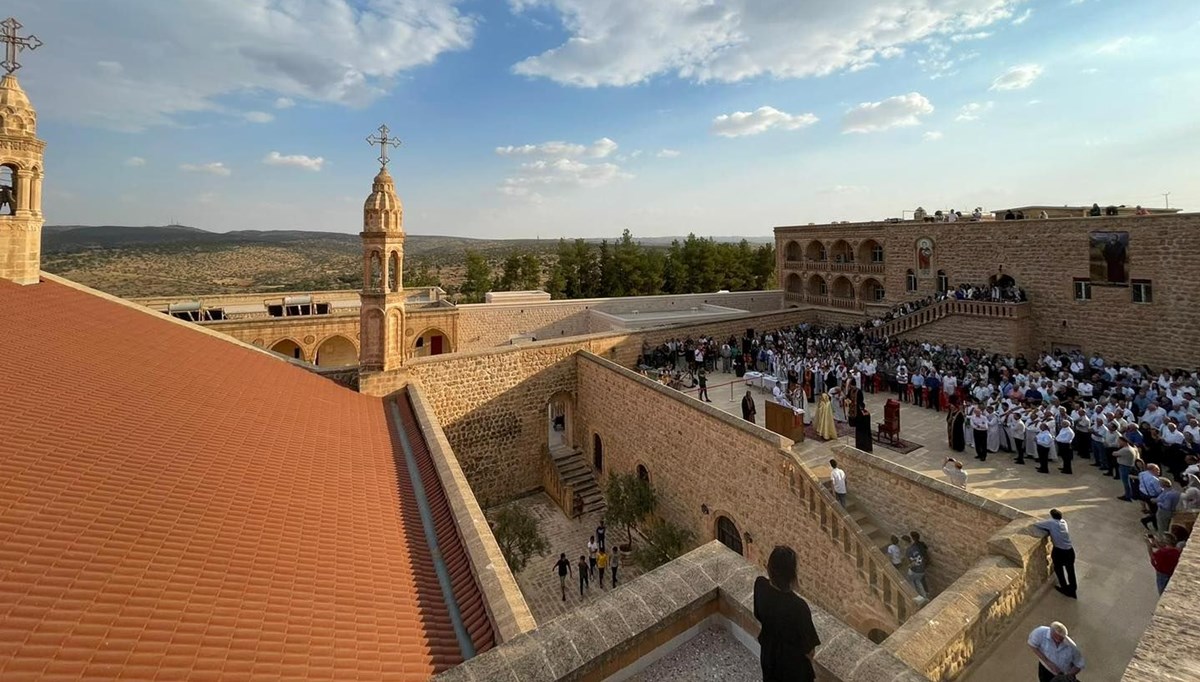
[1034,509,1077,599]
[1028,621,1085,681]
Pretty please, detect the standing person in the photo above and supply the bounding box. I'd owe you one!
[970,407,990,461]
[829,459,848,507]
[554,553,571,602]
[753,546,821,682]
[742,390,757,424]
[1035,509,1077,599]
[1055,421,1077,474]
[1115,436,1141,501]
[886,535,903,568]
[1138,465,1165,527]
[610,546,621,587]
[1150,479,1180,532]
[947,403,966,452]
[1147,532,1181,594]
[905,531,931,601]
[1028,622,1085,682]
[942,457,968,489]
[697,369,711,403]
[1035,423,1054,474]
[596,549,608,588]
[576,554,590,597]
[587,536,599,578]
[596,520,607,552]
[1010,410,1028,464]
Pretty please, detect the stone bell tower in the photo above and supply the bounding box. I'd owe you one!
[359,124,406,372]
[0,18,45,285]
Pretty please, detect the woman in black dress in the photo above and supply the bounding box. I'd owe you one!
[754,546,821,681]
[947,402,966,452]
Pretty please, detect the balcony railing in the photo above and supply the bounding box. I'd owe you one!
[867,298,1030,337]
[781,259,885,275]
[783,291,866,311]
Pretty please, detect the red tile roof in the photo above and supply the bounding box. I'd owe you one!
[0,277,482,679]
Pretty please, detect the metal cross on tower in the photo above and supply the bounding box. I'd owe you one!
[366,124,402,168]
[1,18,41,75]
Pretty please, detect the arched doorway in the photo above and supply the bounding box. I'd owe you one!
[413,327,451,357]
[804,241,826,262]
[806,274,827,297]
[547,391,574,449]
[858,239,883,264]
[716,516,743,555]
[785,273,802,294]
[906,269,917,292]
[830,239,853,263]
[636,464,649,483]
[830,276,853,300]
[593,433,603,472]
[315,335,358,367]
[937,270,949,293]
[0,163,18,215]
[270,338,304,361]
[861,278,884,303]
[992,273,1015,289]
[785,240,801,261]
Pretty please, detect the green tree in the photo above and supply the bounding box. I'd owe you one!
[404,259,441,288]
[631,518,695,571]
[598,239,622,297]
[460,250,492,303]
[491,504,549,573]
[544,262,567,299]
[604,472,657,548]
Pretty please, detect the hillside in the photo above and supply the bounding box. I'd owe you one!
[38,224,773,298]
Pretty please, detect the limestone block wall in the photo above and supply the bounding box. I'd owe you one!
[828,444,1021,593]
[1122,538,1200,681]
[574,353,900,636]
[777,213,1200,367]
[895,312,1031,356]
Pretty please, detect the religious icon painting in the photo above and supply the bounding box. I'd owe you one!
[915,238,934,275]
[1089,231,1130,285]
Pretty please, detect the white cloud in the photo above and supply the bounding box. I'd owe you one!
[1012,8,1033,24]
[950,31,992,42]
[711,106,818,138]
[124,156,146,167]
[180,162,232,177]
[243,111,274,124]
[262,151,325,172]
[656,149,681,158]
[274,97,296,109]
[1094,36,1132,55]
[19,1,475,130]
[990,64,1043,90]
[955,101,994,121]
[1027,99,1041,105]
[508,0,1024,87]
[495,137,618,158]
[842,93,933,133]
[922,131,943,141]
[819,185,867,194]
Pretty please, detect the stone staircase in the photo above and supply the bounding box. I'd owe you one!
[866,298,1030,339]
[550,443,605,515]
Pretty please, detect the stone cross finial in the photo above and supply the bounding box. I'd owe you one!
[366,124,401,168]
[1,18,41,75]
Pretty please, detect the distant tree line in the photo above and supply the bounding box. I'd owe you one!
[452,230,775,303]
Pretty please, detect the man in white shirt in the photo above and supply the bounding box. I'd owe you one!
[970,408,990,462]
[1028,621,1085,681]
[829,459,848,507]
[1143,401,1167,429]
[1056,422,1077,474]
[1010,413,1028,464]
[1035,424,1054,473]
[943,457,968,489]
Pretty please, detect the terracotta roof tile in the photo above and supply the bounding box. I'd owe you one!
[0,278,480,679]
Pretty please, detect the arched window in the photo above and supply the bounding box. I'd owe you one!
[636,464,649,483]
[368,251,383,292]
[937,270,949,294]
[388,251,400,292]
[593,433,604,472]
[0,164,17,215]
[716,516,744,555]
[906,269,917,292]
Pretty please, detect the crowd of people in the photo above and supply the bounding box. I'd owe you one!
[551,520,622,602]
[867,280,1028,328]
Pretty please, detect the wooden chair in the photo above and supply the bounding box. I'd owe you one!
[876,399,902,445]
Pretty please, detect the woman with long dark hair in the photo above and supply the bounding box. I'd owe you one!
[753,546,821,681]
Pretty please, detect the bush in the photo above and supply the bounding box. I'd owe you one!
[492,505,549,573]
[631,518,696,571]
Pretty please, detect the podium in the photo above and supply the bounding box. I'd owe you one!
[765,401,806,442]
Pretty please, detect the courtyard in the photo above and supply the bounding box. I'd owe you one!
[681,367,1160,680]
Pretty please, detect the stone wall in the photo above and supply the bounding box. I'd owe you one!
[436,542,925,682]
[895,309,1031,357]
[574,353,902,635]
[777,213,1200,367]
[829,444,1019,593]
[1122,538,1200,681]
[455,290,784,351]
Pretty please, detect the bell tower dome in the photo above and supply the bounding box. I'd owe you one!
[358,125,406,372]
[0,17,45,285]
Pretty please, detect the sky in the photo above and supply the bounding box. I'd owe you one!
[10,0,1200,239]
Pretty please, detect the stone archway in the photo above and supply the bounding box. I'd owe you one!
[547,391,575,450]
[830,239,853,263]
[314,334,358,367]
[269,338,305,361]
[804,241,826,262]
[785,240,801,261]
[830,275,854,300]
[636,463,650,483]
[412,327,451,357]
[715,515,744,555]
[860,277,884,303]
[806,274,827,297]
[785,273,802,294]
[858,239,883,264]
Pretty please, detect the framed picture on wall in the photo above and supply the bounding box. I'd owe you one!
[1088,231,1129,286]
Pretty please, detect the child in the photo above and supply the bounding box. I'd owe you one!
[596,549,608,588]
[886,535,903,568]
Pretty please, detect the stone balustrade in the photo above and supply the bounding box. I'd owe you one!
[868,299,1030,338]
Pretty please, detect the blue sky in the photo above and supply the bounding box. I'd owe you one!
[12,0,1200,238]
